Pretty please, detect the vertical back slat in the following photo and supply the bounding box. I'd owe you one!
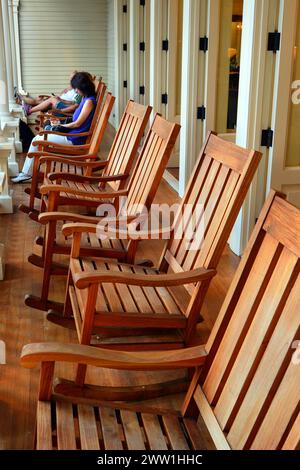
[226,273,300,449]
[102,101,152,191]
[89,93,115,155]
[125,114,180,216]
[183,165,231,271]
[169,154,212,258]
[160,133,261,282]
[281,413,300,450]
[129,132,158,207]
[214,248,299,430]
[175,160,221,267]
[250,361,300,450]
[86,82,106,144]
[203,233,281,403]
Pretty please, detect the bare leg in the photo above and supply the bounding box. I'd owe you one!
[30,96,59,114]
[21,96,42,106]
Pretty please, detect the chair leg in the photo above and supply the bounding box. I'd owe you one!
[25,220,58,311]
[75,284,98,385]
[63,270,75,318]
[29,159,40,211]
[41,220,57,303]
[46,273,75,326]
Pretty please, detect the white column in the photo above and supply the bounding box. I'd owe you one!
[2,0,15,107]
[8,0,17,89]
[0,0,19,176]
[0,0,10,119]
[129,0,150,106]
[114,0,130,127]
[179,0,219,197]
[8,0,23,126]
[0,145,13,213]
[179,0,202,196]
[0,15,13,212]
[12,0,24,93]
[204,0,219,137]
[149,0,165,116]
[129,0,140,101]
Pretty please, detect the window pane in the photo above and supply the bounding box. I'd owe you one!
[286,7,300,167]
[216,0,243,134]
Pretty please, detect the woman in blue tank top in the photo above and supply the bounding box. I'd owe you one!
[12,72,97,183]
[64,72,97,146]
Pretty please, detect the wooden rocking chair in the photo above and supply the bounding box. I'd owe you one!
[26,100,151,223]
[20,191,300,449]
[19,90,114,215]
[24,102,154,312]
[50,133,261,349]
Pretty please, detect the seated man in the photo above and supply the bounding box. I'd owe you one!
[18,70,82,116]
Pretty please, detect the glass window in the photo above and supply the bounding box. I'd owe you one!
[286,8,300,167]
[216,0,243,134]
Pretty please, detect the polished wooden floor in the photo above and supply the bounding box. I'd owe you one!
[0,129,239,449]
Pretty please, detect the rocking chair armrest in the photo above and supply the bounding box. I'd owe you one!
[40,183,128,200]
[40,157,103,167]
[27,151,94,161]
[42,111,73,118]
[38,130,91,138]
[32,140,90,150]
[27,151,53,160]
[20,342,208,371]
[47,173,128,184]
[38,212,101,225]
[62,215,139,236]
[74,267,217,290]
[39,115,69,122]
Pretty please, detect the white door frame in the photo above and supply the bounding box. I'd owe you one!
[230,0,282,255]
[230,0,300,255]
[267,0,300,207]
[114,0,130,127]
[179,0,219,197]
[149,0,168,117]
[129,0,140,102]
[129,0,150,105]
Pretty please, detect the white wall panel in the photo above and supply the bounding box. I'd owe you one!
[19,0,108,95]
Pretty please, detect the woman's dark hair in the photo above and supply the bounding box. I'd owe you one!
[71,72,96,97]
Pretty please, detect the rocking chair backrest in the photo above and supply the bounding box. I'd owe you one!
[95,78,104,100]
[102,101,152,192]
[88,92,115,156]
[191,191,300,450]
[126,114,181,216]
[86,81,107,145]
[160,133,262,290]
